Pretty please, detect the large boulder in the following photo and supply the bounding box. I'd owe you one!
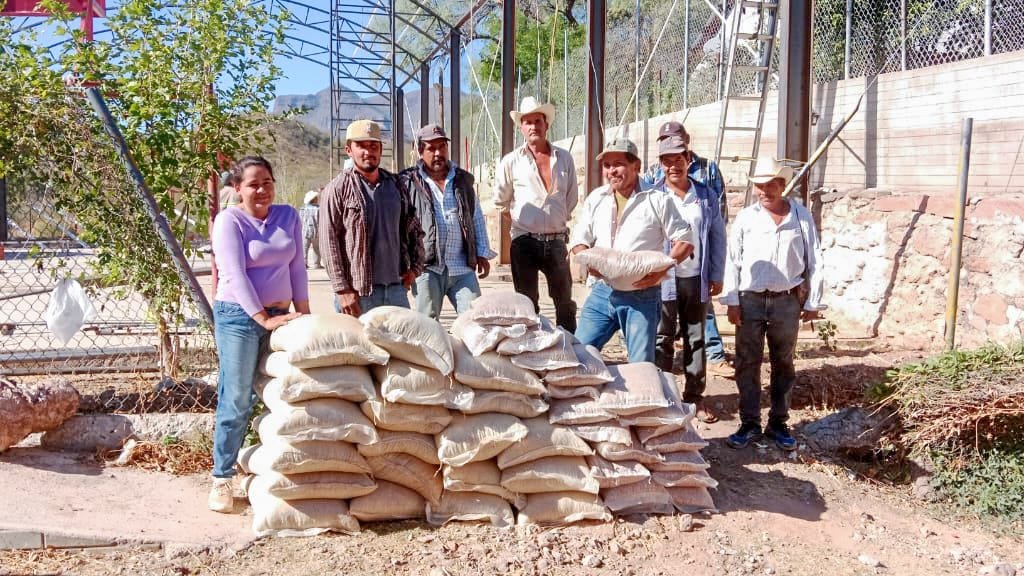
[0,377,80,451]
[799,406,897,456]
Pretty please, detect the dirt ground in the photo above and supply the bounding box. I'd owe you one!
[3,347,1022,576]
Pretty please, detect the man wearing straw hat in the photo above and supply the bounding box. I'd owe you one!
[721,156,825,452]
[496,96,579,333]
[300,188,321,269]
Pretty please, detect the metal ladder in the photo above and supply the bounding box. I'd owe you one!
[711,0,780,206]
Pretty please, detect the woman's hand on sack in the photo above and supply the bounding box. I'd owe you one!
[257,311,302,331]
[632,266,671,289]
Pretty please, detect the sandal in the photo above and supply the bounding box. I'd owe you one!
[695,402,719,424]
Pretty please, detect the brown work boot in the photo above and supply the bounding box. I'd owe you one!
[208,477,234,513]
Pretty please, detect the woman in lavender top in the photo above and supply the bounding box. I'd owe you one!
[207,156,309,513]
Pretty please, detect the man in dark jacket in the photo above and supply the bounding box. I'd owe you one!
[399,124,496,319]
[319,119,425,317]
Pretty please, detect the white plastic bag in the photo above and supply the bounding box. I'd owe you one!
[46,278,96,345]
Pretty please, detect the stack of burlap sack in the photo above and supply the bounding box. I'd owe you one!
[236,291,715,537]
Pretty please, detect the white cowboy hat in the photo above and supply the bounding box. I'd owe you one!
[303,190,319,204]
[510,96,555,125]
[749,156,795,185]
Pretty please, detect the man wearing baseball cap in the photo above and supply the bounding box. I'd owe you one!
[319,119,425,316]
[721,155,825,452]
[495,96,579,332]
[653,134,727,423]
[399,123,496,319]
[570,137,694,364]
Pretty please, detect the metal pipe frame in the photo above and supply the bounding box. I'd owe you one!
[450,27,461,167]
[585,0,607,197]
[500,0,516,265]
[779,0,813,206]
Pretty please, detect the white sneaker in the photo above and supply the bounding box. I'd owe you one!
[208,478,234,513]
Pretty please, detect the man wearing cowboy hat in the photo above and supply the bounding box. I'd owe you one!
[300,188,322,269]
[721,156,825,452]
[399,123,496,318]
[570,138,694,364]
[496,96,579,333]
[319,119,425,317]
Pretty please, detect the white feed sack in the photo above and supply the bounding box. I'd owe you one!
[546,384,601,400]
[601,478,675,516]
[573,247,676,292]
[355,430,440,465]
[442,460,522,504]
[371,361,473,409]
[496,417,593,469]
[594,433,666,465]
[500,456,601,494]
[458,390,549,419]
[516,492,612,525]
[360,306,455,375]
[365,453,444,506]
[667,486,717,513]
[618,372,692,428]
[495,317,562,355]
[549,397,615,426]
[544,343,614,387]
[360,397,452,434]
[466,291,540,327]
[586,454,651,489]
[249,484,360,537]
[240,440,372,475]
[426,492,515,528]
[650,470,719,489]
[509,328,581,372]
[451,337,546,396]
[348,481,426,522]
[256,399,378,445]
[436,413,529,467]
[642,422,708,453]
[270,314,389,368]
[646,450,711,473]
[598,362,671,416]
[248,471,377,500]
[259,353,376,403]
[451,314,528,356]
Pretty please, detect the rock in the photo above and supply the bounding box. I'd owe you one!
[0,377,80,451]
[800,407,897,455]
[582,555,603,568]
[979,564,1017,576]
[677,514,694,532]
[41,412,215,452]
[858,554,883,568]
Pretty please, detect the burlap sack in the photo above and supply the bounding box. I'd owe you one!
[549,397,614,425]
[436,413,529,467]
[586,454,651,489]
[646,450,710,473]
[365,453,443,505]
[459,390,549,419]
[248,471,377,500]
[356,430,440,465]
[667,486,717,513]
[259,353,375,403]
[509,329,581,372]
[256,399,378,445]
[601,479,675,515]
[269,314,388,368]
[595,434,665,465]
[466,291,540,327]
[500,456,600,494]
[451,314,528,356]
[360,306,454,374]
[372,361,473,409]
[426,492,515,528]
[249,485,360,537]
[573,247,676,292]
[349,481,425,522]
[651,470,719,489]
[360,397,452,434]
[547,384,601,400]
[451,338,545,396]
[496,417,592,470]
[642,422,708,453]
[496,317,562,355]
[598,362,670,416]
[240,440,371,475]
[544,344,614,387]
[618,373,691,427]
[515,492,612,525]
[442,461,523,504]
[569,422,632,445]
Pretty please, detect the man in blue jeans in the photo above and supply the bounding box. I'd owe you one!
[570,138,694,363]
[400,124,496,319]
[721,157,825,451]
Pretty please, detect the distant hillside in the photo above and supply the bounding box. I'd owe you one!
[273,86,453,135]
[254,119,333,208]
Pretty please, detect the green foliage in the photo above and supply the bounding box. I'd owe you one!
[815,319,838,351]
[476,10,586,86]
[930,444,1024,530]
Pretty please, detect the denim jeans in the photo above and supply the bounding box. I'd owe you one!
[705,306,726,363]
[655,275,707,403]
[333,283,410,314]
[302,233,321,268]
[510,235,577,333]
[575,280,661,364]
[734,291,801,427]
[411,269,481,319]
[212,300,288,478]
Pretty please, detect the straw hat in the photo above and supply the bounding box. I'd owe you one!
[749,156,795,184]
[510,96,555,125]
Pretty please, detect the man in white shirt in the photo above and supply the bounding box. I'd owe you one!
[570,138,694,364]
[720,156,825,452]
[496,97,579,332]
[654,135,727,423]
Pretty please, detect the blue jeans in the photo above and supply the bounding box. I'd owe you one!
[575,281,661,364]
[333,283,410,313]
[212,301,287,478]
[705,306,726,363]
[411,269,481,320]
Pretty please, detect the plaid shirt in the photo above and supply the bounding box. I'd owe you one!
[300,203,318,239]
[319,168,425,296]
[420,163,496,277]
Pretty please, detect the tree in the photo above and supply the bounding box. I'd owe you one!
[0,0,287,376]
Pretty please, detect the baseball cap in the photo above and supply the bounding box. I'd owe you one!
[345,119,382,142]
[416,123,449,143]
[596,138,640,162]
[658,135,689,157]
[657,120,689,142]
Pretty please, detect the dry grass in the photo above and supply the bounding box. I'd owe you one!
[101,437,212,475]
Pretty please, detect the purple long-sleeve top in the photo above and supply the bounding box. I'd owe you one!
[212,205,309,316]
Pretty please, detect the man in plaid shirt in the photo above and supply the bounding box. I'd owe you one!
[399,124,496,319]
